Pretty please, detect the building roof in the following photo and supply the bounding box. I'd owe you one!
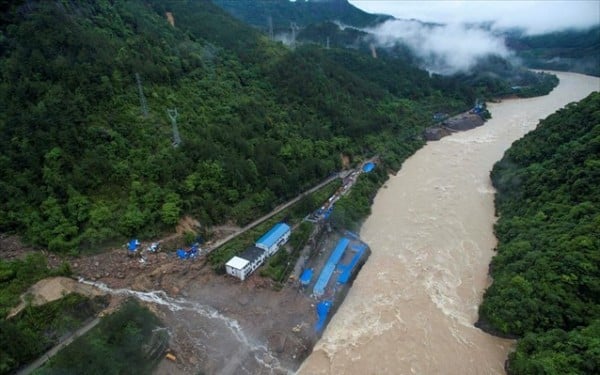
[226,256,249,270]
[256,223,290,248]
[239,246,266,263]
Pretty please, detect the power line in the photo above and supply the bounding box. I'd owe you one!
[135,73,149,118]
[166,108,181,147]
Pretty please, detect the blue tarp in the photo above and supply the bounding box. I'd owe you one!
[337,243,367,284]
[344,230,360,241]
[255,223,290,249]
[128,239,140,252]
[299,268,314,286]
[313,237,349,297]
[177,245,199,260]
[315,300,333,332]
[362,162,375,173]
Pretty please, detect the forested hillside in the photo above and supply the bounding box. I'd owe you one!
[0,0,480,253]
[506,26,600,77]
[214,0,391,32]
[478,92,600,374]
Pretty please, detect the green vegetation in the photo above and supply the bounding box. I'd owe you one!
[261,221,314,283]
[35,299,167,375]
[208,180,339,273]
[506,26,600,77]
[331,167,389,230]
[0,0,560,255]
[478,92,600,374]
[0,254,71,317]
[453,55,560,99]
[214,0,391,31]
[0,254,77,374]
[1,291,107,375]
[0,0,480,254]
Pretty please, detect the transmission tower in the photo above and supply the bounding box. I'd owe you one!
[326,36,330,50]
[166,108,181,147]
[268,16,274,40]
[290,22,299,47]
[135,73,149,118]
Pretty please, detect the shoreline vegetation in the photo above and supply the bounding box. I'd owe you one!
[477,92,600,374]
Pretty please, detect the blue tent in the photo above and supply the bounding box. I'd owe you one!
[315,300,333,332]
[189,245,199,258]
[128,239,140,252]
[362,162,375,173]
[299,269,314,286]
[177,245,200,260]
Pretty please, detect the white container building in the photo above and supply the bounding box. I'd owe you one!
[225,246,267,281]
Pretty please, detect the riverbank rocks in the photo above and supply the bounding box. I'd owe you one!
[424,127,453,141]
[444,113,485,131]
[424,112,485,141]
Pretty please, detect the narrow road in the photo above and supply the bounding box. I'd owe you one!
[17,317,101,375]
[206,173,340,252]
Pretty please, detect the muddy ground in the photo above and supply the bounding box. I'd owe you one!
[1,230,322,375]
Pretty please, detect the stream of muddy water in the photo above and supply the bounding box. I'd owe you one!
[298,72,599,375]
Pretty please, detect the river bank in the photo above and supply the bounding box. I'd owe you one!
[298,71,600,374]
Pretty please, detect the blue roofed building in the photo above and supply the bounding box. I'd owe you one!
[255,223,291,256]
[225,223,292,281]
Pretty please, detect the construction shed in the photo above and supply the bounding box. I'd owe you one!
[225,246,267,281]
[255,223,291,256]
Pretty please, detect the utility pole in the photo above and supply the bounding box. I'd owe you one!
[166,108,181,147]
[268,16,274,40]
[135,73,149,118]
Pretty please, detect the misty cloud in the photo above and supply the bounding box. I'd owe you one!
[366,19,512,75]
[350,1,599,36]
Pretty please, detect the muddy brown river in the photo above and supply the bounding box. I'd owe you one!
[298,72,600,375]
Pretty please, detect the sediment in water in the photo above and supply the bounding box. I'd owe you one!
[298,72,600,375]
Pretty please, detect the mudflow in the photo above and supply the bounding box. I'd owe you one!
[298,72,600,375]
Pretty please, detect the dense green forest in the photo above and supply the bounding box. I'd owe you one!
[478,92,600,374]
[213,1,561,99]
[506,26,600,77]
[0,0,484,253]
[35,299,167,375]
[214,0,391,32]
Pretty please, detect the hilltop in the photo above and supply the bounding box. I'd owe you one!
[506,26,600,77]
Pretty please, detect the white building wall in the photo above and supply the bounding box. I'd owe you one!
[226,265,243,280]
[257,228,291,256]
[226,252,269,281]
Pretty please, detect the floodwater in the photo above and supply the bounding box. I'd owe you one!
[298,72,600,375]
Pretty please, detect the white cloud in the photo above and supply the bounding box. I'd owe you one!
[350,0,600,35]
[366,19,512,74]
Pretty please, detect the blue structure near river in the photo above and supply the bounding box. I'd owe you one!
[298,231,371,333]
